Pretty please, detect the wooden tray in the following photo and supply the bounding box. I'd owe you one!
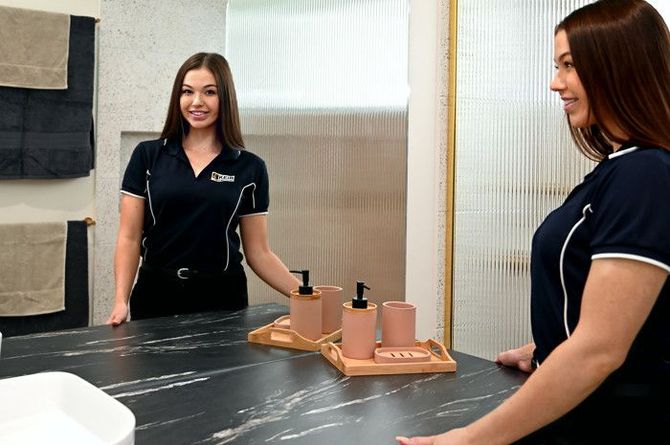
[247,315,342,351]
[320,339,457,376]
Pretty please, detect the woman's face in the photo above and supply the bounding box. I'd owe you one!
[180,67,220,131]
[550,30,595,128]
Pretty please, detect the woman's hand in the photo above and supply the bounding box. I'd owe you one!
[396,435,437,445]
[106,301,129,326]
[397,435,442,445]
[495,342,536,373]
[396,428,472,445]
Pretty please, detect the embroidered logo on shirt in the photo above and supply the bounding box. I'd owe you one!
[211,172,235,183]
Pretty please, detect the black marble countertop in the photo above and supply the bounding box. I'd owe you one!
[0,304,528,444]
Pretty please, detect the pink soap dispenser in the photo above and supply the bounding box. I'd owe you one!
[341,281,378,359]
[289,269,322,341]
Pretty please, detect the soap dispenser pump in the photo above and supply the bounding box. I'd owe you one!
[341,280,378,359]
[288,269,322,341]
[290,269,313,295]
[351,281,371,308]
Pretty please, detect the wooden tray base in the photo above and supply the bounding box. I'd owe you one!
[321,339,457,376]
[247,315,342,351]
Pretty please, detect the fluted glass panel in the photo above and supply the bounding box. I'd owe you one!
[453,0,594,359]
[226,0,409,307]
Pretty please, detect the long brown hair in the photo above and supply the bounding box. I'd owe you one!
[556,0,670,160]
[161,52,245,149]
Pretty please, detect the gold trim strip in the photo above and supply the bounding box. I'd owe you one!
[444,0,458,348]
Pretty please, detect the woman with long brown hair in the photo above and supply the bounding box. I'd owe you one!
[399,1,670,443]
[106,53,299,323]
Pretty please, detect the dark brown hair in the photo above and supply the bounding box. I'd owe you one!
[161,52,245,149]
[556,0,670,160]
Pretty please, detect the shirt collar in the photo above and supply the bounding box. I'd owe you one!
[608,145,639,159]
[164,138,241,161]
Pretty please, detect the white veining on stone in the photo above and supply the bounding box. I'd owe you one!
[113,377,210,398]
[142,332,223,344]
[263,428,293,442]
[302,393,383,415]
[63,347,125,356]
[209,375,349,444]
[116,339,247,356]
[85,335,145,344]
[12,329,97,339]
[302,374,440,415]
[136,411,206,431]
[454,365,500,380]
[404,385,521,420]
[276,422,346,440]
[434,387,520,417]
[100,371,197,390]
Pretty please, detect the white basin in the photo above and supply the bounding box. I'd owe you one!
[0,371,135,445]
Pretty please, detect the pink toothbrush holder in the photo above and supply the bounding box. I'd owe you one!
[314,285,343,334]
[381,301,417,348]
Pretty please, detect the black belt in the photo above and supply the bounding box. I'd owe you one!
[140,263,227,280]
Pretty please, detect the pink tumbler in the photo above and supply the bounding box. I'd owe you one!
[381,301,417,347]
[314,285,343,334]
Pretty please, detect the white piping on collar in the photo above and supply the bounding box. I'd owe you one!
[608,146,639,159]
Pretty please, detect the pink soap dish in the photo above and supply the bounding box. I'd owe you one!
[374,346,431,364]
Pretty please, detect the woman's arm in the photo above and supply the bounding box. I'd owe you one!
[398,258,667,445]
[239,214,301,297]
[106,194,144,326]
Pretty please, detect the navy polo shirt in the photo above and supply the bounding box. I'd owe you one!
[530,146,670,383]
[120,138,269,273]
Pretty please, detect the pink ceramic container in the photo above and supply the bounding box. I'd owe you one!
[381,301,416,348]
[341,302,378,359]
[314,285,343,333]
[289,289,322,341]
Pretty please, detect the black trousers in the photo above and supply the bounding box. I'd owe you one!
[129,265,248,320]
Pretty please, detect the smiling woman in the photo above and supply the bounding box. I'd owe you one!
[550,31,594,130]
[180,69,219,131]
[399,1,670,443]
[180,68,221,176]
[106,52,301,325]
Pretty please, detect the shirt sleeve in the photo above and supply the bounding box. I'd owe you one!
[238,158,270,216]
[120,142,149,199]
[588,151,670,272]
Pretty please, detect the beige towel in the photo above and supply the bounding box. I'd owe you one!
[0,222,67,316]
[0,6,70,89]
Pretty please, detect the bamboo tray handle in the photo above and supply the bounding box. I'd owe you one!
[268,328,298,345]
[269,327,319,350]
[323,342,345,369]
[424,339,449,360]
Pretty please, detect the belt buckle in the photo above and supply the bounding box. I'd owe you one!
[177,267,191,280]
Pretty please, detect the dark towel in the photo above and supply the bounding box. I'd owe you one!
[0,221,89,337]
[0,15,95,179]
